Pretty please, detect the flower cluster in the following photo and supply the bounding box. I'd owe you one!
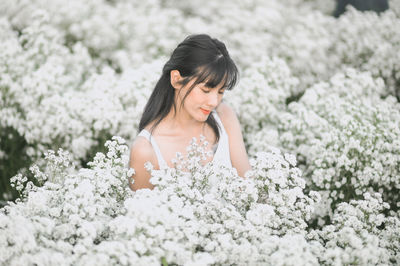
[309,192,396,265]
[1,137,133,265]
[279,70,400,219]
[0,10,163,182]
[330,6,400,98]
[391,0,400,17]
[1,0,399,264]
[226,57,299,153]
[1,137,321,265]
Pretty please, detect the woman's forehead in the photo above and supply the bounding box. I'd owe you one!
[193,72,228,88]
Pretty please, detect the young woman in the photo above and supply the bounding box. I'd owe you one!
[129,34,251,191]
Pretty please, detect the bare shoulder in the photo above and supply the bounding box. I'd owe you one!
[130,136,153,156]
[216,101,235,117]
[216,102,239,130]
[216,102,251,177]
[129,136,158,169]
[128,135,158,190]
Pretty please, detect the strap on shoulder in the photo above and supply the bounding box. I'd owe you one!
[212,110,226,134]
[137,129,168,169]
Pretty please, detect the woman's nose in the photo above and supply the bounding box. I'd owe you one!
[207,92,219,107]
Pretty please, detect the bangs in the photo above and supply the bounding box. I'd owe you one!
[191,56,238,91]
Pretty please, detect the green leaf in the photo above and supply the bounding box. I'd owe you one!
[161,257,168,266]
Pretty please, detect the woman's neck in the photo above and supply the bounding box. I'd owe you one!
[160,106,206,135]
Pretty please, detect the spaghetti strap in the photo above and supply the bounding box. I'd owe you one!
[137,129,169,169]
[211,111,232,168]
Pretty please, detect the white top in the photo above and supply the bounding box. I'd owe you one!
[137,111,232,169]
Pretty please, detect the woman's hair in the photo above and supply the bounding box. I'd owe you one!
[138,34,239,142]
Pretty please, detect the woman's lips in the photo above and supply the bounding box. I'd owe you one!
[200,108,211,115]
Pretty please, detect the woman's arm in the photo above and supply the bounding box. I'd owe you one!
[216,102,251,177]
[128,138,158,191]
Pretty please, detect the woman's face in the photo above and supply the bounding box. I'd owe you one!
[177,78,226,122]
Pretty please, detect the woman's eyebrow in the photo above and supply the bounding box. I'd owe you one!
[219,85,227,90]
[205,80,227,88]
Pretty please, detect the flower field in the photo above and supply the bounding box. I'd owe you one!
[1,0,399,265]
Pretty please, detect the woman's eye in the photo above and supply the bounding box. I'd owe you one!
[202,89,210,93]
[219,90,225,94]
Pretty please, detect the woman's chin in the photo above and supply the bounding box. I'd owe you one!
[200,114,210,121]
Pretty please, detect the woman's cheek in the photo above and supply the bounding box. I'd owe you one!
[218,94,224,104]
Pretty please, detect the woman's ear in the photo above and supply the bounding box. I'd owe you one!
[170,70,182,89]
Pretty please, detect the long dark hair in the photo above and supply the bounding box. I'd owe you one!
[138,34,239,142]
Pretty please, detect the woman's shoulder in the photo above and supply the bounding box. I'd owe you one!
[129,133,159,168]
[215,102,237,130]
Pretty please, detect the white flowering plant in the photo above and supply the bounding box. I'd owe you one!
[0,10,162,198]
[330,6,400,99]
[1,0,400,264]
[279,70,400,221]
[2,136,322,265]
[4,136,396,265]
[308,192,399,265]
